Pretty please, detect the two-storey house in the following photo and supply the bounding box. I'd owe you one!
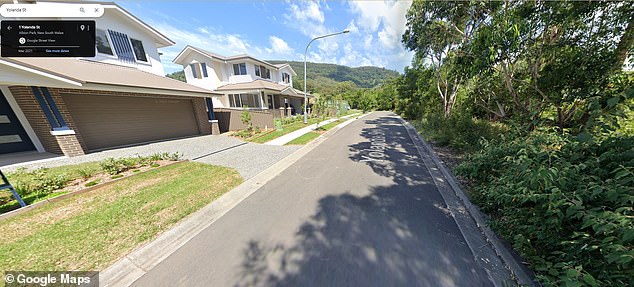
[0,0,221,158]
[173,45,311,131]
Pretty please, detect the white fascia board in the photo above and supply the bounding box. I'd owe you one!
[0,59,83,87]
[172,46,193,65]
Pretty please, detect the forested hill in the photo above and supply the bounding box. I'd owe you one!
[166,61,400,95]
[267,60,400,89]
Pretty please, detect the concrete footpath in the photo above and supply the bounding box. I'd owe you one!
[265,113,361,146]
[106,111,533,287]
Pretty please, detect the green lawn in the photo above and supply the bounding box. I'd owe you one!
[248,117,321,143]
[317,119,344,131]
[0,161,242,272]
[285,131,322,145]
[285,119,351,146]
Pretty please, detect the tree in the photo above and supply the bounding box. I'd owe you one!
[402,0,491,117]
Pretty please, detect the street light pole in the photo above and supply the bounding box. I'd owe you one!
[303,30,349,124]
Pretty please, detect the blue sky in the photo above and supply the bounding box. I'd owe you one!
[119,1,414,74]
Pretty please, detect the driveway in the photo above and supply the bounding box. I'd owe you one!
[0,135,300,180]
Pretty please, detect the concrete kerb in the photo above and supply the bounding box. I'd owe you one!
[99,113,367,287]
[399,117,536,287]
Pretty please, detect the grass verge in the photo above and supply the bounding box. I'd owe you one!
[248,117,321,143]
[285,131,321,145]
[0,161,242,273]
[317,119,343,131]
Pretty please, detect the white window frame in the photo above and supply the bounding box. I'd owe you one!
[95,28,117,59]
[233,63,247,75]
[129,37,149,64]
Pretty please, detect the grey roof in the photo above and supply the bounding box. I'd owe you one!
[216,79,311,97]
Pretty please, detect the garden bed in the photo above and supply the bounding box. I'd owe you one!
[1,153,183,214]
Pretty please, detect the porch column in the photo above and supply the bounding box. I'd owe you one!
[259,91,265,109]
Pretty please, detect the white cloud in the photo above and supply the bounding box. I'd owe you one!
[378,25,399,49]
[349,1,411,49]
[267,36,293,55]
[346,20,359,34]
[284,1,328,38]
[287,1,325,24]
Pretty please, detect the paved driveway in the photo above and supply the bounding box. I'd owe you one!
[1,135,300,180]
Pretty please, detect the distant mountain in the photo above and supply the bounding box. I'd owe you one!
[268,60,400,90]
[166,61,400,95]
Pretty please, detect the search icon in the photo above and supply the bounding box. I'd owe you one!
[79,7,85,13]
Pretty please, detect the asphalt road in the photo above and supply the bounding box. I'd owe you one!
[132,111,495,287]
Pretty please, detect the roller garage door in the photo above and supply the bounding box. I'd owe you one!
[63,94,200,151]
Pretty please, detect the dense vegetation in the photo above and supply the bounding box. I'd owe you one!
[343,1,633,286]
[166,70,186,82]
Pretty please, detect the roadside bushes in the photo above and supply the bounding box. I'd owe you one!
[414,112,508,153]
[456,132,634,286]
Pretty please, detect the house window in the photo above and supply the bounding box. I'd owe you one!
[108,30,136,63]
[130,38,148,62]
[95,29,113,55]
[229,94,261,108]
[282,72,290,83]
[254,65,271,79]
[201,63,208,77]
[190,63,198,79]
[233,63,247,75]
[189,63,208,79]
[205,98,215,120]
[229,94,236,107]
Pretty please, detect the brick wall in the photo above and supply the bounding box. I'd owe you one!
[55,134,85,157]
[9,86,213,156]
[191,97,212,135]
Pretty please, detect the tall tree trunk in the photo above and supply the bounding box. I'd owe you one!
[614,17,634,71]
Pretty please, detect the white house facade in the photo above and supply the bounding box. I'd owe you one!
[173,46,310,118]
[0,0,220,157]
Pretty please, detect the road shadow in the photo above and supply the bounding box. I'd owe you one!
[234,113,492,287]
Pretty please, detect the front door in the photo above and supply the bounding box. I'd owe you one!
[0,90,35,154]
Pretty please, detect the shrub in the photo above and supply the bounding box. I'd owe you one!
[99,157,136,175]
[241,110,253,131]
[165,152,182,161]
[415,112,507,153]
[456,132,634,286]
[12,168,69,196]
[77,168,97,180]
